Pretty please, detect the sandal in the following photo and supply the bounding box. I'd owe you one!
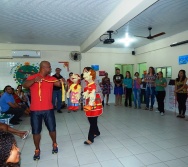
[145,107,149,110]
[52,143,58,154]
[22,130,31,140]
[33,149,40,161]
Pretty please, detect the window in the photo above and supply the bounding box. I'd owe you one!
[156,66,172,78]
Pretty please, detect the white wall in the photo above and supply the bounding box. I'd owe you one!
[135,30,188,78]
[0,43,81,74]
[82,47,135,103]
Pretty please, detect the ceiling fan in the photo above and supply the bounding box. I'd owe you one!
[135,27,165,39]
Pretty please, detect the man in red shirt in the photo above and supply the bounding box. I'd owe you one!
[23,61,63,161]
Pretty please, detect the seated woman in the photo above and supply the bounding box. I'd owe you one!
[12,88,30,115]
[0,131,21,167]
[16,85,30,107]
[0,122,30,140]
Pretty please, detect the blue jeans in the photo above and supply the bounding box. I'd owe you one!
[133,88,141,108]
[145,86,155,108]
[52,90,62,110]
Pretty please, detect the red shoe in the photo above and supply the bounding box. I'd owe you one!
[68,106,73,110]
[72,106,79,111]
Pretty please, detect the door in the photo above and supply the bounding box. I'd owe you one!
[138,62,147,78]
[122,64,134,78]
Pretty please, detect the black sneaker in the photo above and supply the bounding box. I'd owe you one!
[57,110,62,113]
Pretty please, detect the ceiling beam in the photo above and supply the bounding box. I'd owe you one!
[80,0,159,53]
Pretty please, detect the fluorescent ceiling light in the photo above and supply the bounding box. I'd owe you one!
[117,33,135,47]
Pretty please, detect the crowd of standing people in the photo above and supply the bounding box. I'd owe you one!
[113,67,188,118]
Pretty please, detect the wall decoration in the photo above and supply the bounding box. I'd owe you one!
[11,62,39,85]
[99,71,106,76]
[59,61,69,71]
[91,65,99,71]
[179,55,188,64]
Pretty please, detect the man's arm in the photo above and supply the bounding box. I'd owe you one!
[7,102,20,108]
[23,76,42,89]
[120,74,124,85]
[113,75,118,86]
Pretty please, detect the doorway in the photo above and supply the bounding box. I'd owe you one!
[115,64,134,77]
[138,62,147,78]
[114,64,134,102]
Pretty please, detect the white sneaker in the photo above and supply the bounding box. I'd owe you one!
[161,112,164,116]
[155,110,159,113]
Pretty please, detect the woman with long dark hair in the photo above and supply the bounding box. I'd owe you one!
[144,67,156,111]
[123,71,133,107]
[133,72,141,109]
[101,72,111,105]
[175,70,187,118]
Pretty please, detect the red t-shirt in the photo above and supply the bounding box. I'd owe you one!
[27,73,57,111]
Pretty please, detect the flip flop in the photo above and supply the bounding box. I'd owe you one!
[22,130,31,140]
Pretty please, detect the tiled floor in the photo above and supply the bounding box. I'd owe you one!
[15,104,188,167]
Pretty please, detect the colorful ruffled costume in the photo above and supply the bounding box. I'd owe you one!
[83,82,103,117]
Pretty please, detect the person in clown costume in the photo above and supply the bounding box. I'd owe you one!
[66,74,81,111]
[83,67,103,145]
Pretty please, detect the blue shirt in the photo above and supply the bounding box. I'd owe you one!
[0,92,15,112]
[123,78,133,88]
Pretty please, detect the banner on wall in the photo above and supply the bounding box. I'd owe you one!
[91,65,99,71]
[179,55,188,65]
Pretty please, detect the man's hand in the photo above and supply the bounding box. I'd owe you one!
[34,76,42,82]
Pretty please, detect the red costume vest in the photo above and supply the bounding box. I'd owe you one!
[84,82,103,117]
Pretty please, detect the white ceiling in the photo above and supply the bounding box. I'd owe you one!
[0,0,188,51]
[106,0,188,49]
